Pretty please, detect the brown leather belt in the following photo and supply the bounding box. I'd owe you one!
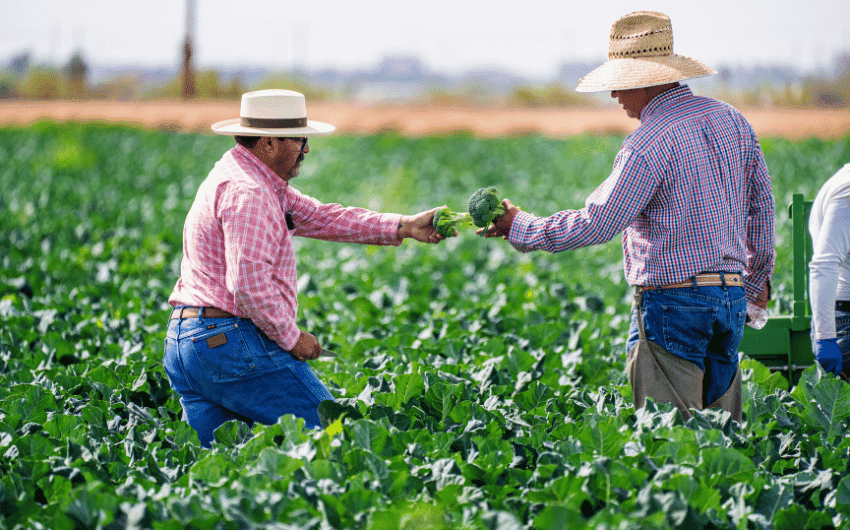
[170,307,236,319]
[640,272,743,292]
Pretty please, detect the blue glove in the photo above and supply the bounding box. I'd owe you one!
[814,338,842,375]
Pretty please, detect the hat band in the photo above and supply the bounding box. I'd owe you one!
[240,116,308,128]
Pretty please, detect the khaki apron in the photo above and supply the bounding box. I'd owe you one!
[626,290,742,423]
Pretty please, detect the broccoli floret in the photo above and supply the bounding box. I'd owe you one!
[467,186,506,230]
[433,207,473,237]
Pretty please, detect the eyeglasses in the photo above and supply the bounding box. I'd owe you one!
[278,137,308,152]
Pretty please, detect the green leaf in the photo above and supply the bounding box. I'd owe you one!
[774,504,834,530]
[754,482,794,520]
[576,416,628,458]
[44,414,83,442]
[382,373,425,409]
[350,419,391,456]
[741,356,789,393]
[6,384,57,424]
[189,453,234,484]
[698,447,756,488]
[792,369,850,442]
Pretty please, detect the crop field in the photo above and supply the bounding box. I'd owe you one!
[1,122,850,529]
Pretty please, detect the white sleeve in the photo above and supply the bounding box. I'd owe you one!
[810,197,850,339]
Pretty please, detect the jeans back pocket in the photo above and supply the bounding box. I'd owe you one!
[661,304,718,359]
[188,322,256,383]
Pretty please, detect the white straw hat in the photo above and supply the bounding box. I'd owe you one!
[576,11,716,93]
[211,89,336,136]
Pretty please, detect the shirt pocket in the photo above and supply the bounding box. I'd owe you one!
[189,323,256,382]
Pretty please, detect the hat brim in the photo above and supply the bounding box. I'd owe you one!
[576,55,716,93]
[210,118,336,137]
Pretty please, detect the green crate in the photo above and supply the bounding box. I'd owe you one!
[739,194,813,384]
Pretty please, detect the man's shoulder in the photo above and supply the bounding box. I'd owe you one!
[210,150,269,192]
[200,159,276,213]
[632,94,752,149]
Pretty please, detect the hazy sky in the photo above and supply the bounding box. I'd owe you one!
[3,0,848,79]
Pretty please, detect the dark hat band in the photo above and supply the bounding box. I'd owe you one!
[240,116,308,128]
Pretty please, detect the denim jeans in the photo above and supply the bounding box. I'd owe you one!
[626,285,747,406]
[163,311,334,447]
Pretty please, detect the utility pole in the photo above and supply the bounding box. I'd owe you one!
[180,0,196,99]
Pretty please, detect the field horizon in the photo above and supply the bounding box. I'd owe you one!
[3,99,850,140]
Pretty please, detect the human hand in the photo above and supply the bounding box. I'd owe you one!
[814,338,842,375]
[398,206,447,244]
[478,199,520,239]
[752,281,771,310]
[291,329,321,361]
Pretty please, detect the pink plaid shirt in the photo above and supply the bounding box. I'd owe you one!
[169,144,402,350]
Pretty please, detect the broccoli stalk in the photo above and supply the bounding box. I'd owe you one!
[467,186,508,234]
[432,207,474,237]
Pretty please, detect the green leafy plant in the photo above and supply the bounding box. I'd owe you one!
[1,124,849,529]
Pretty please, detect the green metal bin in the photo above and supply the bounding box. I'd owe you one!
[738,194,814,384]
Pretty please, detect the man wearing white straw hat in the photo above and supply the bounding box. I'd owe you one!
[163,89,447,447]
[483,11,775,422]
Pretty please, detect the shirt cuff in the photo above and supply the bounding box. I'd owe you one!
[279,324,301,352]
[508,211,539,250]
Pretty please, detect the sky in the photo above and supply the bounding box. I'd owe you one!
[2,0,849,80]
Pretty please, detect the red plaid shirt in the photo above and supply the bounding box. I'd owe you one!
[509,85,775,302]
[169,144,402,350]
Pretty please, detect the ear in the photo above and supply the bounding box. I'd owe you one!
[255,136,280,159]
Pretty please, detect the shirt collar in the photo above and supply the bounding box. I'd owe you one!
[640,84,692,121]
[231,143,289,193]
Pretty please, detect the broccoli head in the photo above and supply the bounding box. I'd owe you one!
[432,207,473,237]
[467,186,506,230]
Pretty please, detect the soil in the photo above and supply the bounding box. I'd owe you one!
[1,99,849,140]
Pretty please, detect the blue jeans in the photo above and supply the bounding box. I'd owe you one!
[163,311,334,447]
[626,285,747,406]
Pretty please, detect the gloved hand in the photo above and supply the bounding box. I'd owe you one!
[814,338,842,375]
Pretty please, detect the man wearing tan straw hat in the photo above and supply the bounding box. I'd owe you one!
[163,89,447,447]
[483,12,775,422]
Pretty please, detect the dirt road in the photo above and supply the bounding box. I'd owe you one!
[2,99,849,140]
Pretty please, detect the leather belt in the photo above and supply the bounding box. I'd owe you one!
[640,272,744,292]
[170,307,236,319]
[837,301,850,312]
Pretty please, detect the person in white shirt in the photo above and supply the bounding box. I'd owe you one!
[809,162,850,377]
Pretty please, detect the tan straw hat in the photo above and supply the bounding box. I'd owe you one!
[576,11,716,93]
[211,89,335,136]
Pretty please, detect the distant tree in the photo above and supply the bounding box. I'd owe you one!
[10,51,31,76]
[181,37,196,99]
[180,0,196,99]
[0,75,18,99]
[20,67,61,99]
[65,51,88,99]
[508,84,594,108]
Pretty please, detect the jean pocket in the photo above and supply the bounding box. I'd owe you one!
[250,326,299,368]
[189,323,256,382]
[661,304,718,357]
[731,308,748,350]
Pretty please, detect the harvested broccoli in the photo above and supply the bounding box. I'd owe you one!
[433,207,473,237]
[467,186,506,231]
